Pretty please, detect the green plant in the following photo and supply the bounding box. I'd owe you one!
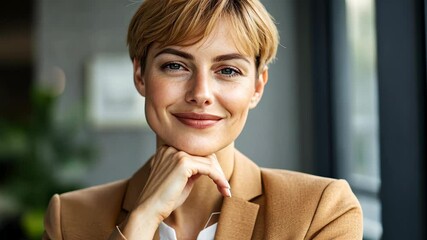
[0,88,95,239]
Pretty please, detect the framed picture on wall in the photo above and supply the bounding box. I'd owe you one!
[86,53,148,129]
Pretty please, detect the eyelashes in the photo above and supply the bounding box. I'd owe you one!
[160,62,243,78]
[160,62,186,72]
[217,67,242,77]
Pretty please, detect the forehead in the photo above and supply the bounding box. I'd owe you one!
[151,19,255,59]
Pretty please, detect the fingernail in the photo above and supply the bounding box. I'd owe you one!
[226,188,232,197]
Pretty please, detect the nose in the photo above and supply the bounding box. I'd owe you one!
[185,71,214,106]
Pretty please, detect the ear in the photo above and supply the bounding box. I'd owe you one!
[249,66,269,109]
[133,58,146,96]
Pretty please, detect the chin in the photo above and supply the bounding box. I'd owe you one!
[155,131,234,156]
[161,137,226,156]
[174,143,219,157]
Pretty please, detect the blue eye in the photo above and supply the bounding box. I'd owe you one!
[162,62,185,71]
[219,67,240,77]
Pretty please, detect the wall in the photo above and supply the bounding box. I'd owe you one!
[35,0,311,186]
[237,0,301,170]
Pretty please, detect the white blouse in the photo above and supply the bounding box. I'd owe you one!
[159,222,218,240]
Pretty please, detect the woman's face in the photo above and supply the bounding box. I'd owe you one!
[133,20,268,156]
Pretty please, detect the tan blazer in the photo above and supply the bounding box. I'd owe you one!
[43,151,363,239]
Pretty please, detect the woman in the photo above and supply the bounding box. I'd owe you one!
[43,0,363,239]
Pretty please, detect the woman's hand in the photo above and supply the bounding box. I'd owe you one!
[121,146,231,239]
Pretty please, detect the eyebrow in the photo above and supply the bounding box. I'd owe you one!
[154,48,194,60]
[213,53,250,64]
[154,48,250,64]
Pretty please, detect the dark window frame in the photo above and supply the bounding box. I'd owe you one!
[376,0,426,239]
[310,0,427,239]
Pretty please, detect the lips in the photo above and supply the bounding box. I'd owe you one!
[172,112,223,129]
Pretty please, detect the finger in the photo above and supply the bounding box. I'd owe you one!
[206,154,228,182]
[193,154,230,189]
[178,155,230,191]
[181,159,230,198]
[150,146,166,168]
[151,145,177,168]
[217,184,232,198]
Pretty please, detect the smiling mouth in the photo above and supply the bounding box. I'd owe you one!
[172,112,223,129]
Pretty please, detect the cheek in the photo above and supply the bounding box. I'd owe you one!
[219,84,254,114]
[144,74,181,106]
[142,74,180,127]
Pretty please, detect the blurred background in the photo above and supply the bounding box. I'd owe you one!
[0,0,425,239]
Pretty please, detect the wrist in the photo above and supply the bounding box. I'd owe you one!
[122,202,163,239]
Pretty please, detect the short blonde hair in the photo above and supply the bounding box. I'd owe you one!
[127,0,279,73]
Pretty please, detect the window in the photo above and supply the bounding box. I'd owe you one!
[311,0,426,238]
[332,0,381,239]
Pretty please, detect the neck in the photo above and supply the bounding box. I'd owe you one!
[156,137,235,238]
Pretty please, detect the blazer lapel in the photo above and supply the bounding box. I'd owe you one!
[215,197,260,240]
[215,150,263,240]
